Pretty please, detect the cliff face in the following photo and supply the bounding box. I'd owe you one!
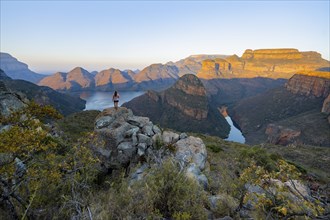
[164,74,208,120]
[123,74,230,138]
[197,48,329,79]
[0,52,45,83]
[285,74,330,98]
[231,74,330,146]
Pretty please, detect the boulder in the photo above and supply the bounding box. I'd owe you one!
[174,136,207,170]
[186,163,208,189]
[142,123,155,136]
[162,131,180,144]
[127,116,150,128]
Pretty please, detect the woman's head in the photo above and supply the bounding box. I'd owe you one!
[114,91,118,96]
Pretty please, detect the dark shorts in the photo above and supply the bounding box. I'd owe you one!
[114,100,119,103]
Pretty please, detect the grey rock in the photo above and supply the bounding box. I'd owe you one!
[127,116,150,128]
[186,163,208,189]
[137,143,147,156]
[179,133,188,139]
[175,136,207,170]
[132,132,138,145]
[142,123,155,136]
[0,125,11,133]
[125,127,140,137]
[138,134,152,146]
[152,125,161,134]
[117,142,134,151]
[131,163,149,181]
[95,116,113,129]
[162,131,180,144]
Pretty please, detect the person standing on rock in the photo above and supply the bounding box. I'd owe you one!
[112,90,120,109]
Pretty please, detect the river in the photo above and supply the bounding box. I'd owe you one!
[76,91,245,143]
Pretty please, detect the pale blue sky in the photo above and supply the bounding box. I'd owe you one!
[1,0,329,73]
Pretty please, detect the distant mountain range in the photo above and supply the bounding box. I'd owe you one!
[0,53,46,83]
[0,69,85,116]
[1,49,329,92]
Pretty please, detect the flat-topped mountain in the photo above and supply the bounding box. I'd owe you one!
[39,67,94,91]
[197,48,329,79]
[123,74,230,138]
[0,52,45,83]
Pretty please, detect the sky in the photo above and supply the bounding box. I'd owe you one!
[0,0,329,74]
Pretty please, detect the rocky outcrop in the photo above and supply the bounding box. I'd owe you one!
[285,74,330,98]
[165,74,208,119]
[197,59,232,79]
[94,107,208,187]
[0,52,45,83]
[123,74,230,138]
[242,48,303,60]
[265,124,301,145]
[0,80,26,117]
[198,48,329,79]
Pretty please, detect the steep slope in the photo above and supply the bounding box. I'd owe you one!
[123,74,230,138]
[202,77,286,107]
[132,64,180,90]
[95,68,133,90]
[39,67,94,91]
[1,69,85,116]
[231,73,330,146]
[0,52,45,83]
[197,48,329,79]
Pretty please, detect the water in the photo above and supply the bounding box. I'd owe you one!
[77,91,245,143]
[77,91,145,111]
[225,116,245,143]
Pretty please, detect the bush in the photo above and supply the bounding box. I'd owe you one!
[90,159,208,219]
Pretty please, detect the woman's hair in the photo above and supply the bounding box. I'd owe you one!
[114,91,118,96]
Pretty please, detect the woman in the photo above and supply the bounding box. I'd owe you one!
[112,90,120,109]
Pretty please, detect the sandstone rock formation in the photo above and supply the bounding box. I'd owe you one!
[265,124,301,145]
[197,48,329,79]
[285,74,330,98]
[94,107,208,187]
[0,52,45,83]
[231,79,329,146]
[123,74,230,138]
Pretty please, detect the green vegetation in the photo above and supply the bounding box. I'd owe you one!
[1,104,328,219]
[56,110,100,143]
[90,159,207,219]
[0,103,99,219]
